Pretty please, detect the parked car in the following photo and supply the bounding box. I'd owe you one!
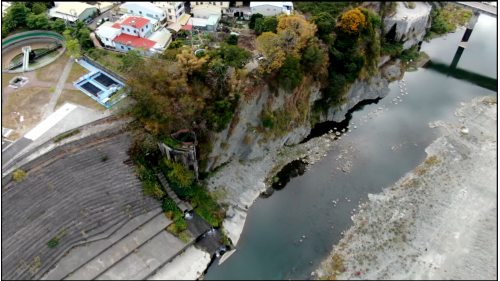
[97,18,109,26]
[85,17,93,24]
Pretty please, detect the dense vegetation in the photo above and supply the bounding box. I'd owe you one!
[425,3,472,40]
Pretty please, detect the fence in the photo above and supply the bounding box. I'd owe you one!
[1,115,123,183]
[81,54,127,84]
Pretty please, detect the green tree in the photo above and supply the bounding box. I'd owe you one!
[278,55,303,91]
[121,49,142,70]
[226,34,238,45]
[27,13,50,29]
[10,2,31,27]
[263,16,278,33]
[210,43,252,68]
[76,28,94,49]
[51,18,66,34]
[254,18,264,35]
[310,12,336,36]
[249,13,264,29]
[177,29,189,38]
[164,159,195,188]
[63,39,81,58]
[301,45,325,71]
[32,3,47,14]
[168,40,184,49]
[209,99,234,132]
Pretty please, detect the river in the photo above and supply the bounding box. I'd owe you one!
[204,14,497,280]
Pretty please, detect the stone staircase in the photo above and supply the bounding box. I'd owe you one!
[156,173,193,213]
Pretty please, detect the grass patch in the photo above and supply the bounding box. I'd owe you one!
[1,73,16,90]
[65,61,90,84]
[1,86,52,140]
[12,168,26,182]
[54,129,80,143]
[406,68,418,72]
[35,53,70,83]
[178,232,191,243]
[55,89,107,112]
[49,87,56,92]
[86,48,125,76]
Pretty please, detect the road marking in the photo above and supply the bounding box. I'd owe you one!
[24,103,77,141]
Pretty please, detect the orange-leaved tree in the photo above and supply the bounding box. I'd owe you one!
[338,8,367,35]
[277,16,317,57]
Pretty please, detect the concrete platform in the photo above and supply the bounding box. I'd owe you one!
[58,210,171,280]
[95,230,189,280]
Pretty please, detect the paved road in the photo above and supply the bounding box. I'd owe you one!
[456,1,497,15]
[1,137,33,166]
[88,9,116,30]
[40,56,75,120]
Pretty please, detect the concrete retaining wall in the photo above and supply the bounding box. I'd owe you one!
[2,30,67,73]
[82,54,127,84]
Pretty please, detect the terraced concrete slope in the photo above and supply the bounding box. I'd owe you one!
[1,132,162,280]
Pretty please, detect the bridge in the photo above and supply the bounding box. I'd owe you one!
[446,2,497,48]
[448,2,497,18]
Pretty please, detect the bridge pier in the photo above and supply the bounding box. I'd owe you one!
[459,10,481,48]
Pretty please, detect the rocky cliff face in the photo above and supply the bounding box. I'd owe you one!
[384,2,432,50]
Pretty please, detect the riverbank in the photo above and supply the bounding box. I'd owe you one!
[315,95,497,280]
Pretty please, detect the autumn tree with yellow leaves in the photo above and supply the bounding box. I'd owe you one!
[338,8,367,35]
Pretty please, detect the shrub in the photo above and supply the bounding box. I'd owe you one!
[101,155,108,162]
[162,197,178,213]
[47,238,59,248]
[12,169,26,182]
[168,40,184,49]
[49,87,55,92]
[262,116,275,129]
[54,130,80,143]
[178,231,191,243]
[226,34,239,45]
[163,159,195,188]
[142,180,165,200]
[244,135,253,145]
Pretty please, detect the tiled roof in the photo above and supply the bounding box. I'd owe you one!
[112,33,157,50]
[121,16,150,29]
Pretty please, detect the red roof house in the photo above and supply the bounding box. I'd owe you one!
[121,16,150,29]
[112,33,157,50]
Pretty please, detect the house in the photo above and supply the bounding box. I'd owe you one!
[206,14,220,31]
[187,17,208,30]
[149,29,173,53]
[113,33,157,56]
[117,16,154,38]
[249,2,293,17]
[95,22,121,48]
[120,2,167,29]
[153,1,187,24]
[192,5,221,19]
[190,1,229,14]
[52,2,98,23]
[94,2,115,13]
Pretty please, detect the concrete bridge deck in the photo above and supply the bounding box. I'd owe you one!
[449,1,497,17]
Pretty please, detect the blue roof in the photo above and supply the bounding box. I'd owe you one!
[207,14,220,26]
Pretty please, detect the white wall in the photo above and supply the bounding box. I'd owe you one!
[193,8,220,19]
[251,4,284,17]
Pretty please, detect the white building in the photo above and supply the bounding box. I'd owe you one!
[192,5,221,19]
[154,2,188,24]
[249,2,293,17]
[120,2,167,29]
[51,2,98,23]
[2,2,11,18]
[95,22,121,48]
[190,1,229,14]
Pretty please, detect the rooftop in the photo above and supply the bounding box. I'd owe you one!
[121,2,165,14]
[192,5,221,14]
[207,14,220,25]
[121,16,151,29]
[55,2,96,16]
[250,1,293,8]
[112,33,157,50]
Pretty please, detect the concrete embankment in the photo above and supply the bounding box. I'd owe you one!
[315,95,497,280]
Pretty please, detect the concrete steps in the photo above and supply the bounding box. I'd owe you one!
[157,173,193,212]
[41,207,163,280]
[63,210,172,280]
[95,230,192,280]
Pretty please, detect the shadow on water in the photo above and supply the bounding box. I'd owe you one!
[259,160,307,199]
[300,97,383,144]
